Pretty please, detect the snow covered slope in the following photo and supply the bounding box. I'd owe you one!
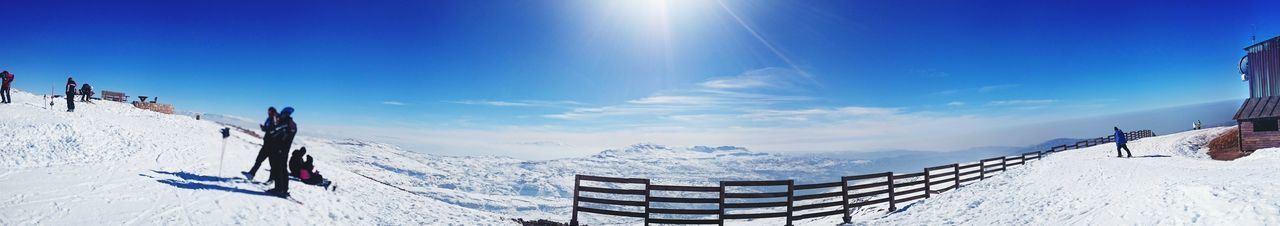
[5,87,1274,225]
[0,89,872,225]
[828,126,1280,225]
[0,90,509,225]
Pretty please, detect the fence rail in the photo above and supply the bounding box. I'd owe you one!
[570,130,1155,226]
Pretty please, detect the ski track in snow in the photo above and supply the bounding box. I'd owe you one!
[3,88,1279,226]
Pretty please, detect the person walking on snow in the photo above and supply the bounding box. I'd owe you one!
[265,107,298,198]
[241,107,278,181]
[1114,127,1132,158]
[65,77,76,112]
[1,71,13,104]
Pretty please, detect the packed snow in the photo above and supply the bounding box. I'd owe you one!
[0,90,508,225]
[3,88,1277,225]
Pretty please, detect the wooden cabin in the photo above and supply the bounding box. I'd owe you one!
[102,90,127,102]
[1235,36,1280,151]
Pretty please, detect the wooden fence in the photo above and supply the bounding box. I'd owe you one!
[569,130,1155,226]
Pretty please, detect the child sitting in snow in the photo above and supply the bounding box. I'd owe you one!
[294,148,335,188]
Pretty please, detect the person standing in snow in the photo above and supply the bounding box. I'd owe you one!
[242,107,278,181]
[64,77,76,112]
[265,107,298,197]
[1114,127,1132,158]
[1,71,13,104]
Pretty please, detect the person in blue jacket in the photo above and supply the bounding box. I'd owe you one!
[241,107,277,180]
[1114,127,1132,158]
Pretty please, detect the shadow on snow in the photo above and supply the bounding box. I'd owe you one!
[144,170,273,197]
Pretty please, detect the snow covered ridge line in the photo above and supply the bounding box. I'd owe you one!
[564,130,1157,226]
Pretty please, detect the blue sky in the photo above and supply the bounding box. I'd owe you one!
[1,0,1275,159]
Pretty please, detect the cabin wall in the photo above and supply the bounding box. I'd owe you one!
[1248,38,1280,98]
[1239,120,1280,151]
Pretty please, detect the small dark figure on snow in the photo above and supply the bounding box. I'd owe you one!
[242,107,278,181]
[80,83,93,102]
[1,70,13,104]
[64,77,76,112]
[1114,127,1132,158]
[265,107,298,198]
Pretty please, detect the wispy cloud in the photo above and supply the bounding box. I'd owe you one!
[447,100,584,108]
[946,101,966,106]
[543,67,818,121]
[382,101,407,106]
[911,69,951,78]
[978,84,1021,93]
[987,99,1058,106]
[742,107,899,121]
[935,84,1022,96]
[933,89,961,96]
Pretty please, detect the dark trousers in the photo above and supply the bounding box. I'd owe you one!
[246,145,271,177]
[268,149,289,192]
[65,95,75,111]
[1117,144,1132,157]
[1,87,9,103]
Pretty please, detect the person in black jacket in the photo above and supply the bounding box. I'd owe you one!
[289,147,306,178]
[1,70,13,104]
[80,83,93,102]
[265,107,298,197]
[65,77,76,112]
[241,107,277,181]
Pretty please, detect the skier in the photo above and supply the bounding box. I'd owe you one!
[80,83,93,102]
[265,107,298,198]
[65,77,76,112]
[1114,127,1132,158]
[1,70,13,104]
[241,107,278,181]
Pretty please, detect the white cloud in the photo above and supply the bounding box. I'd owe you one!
[911,69,951,78]
[305,110,1034,160]
[699,77,771,89]
[987,99,1058,106]
[544,68,818,121]
[742,107,899,121]
[382,101,407,106]
[979,84,1021,92]
[448,100,583,107]
[934,89,962,96]
[947,101,966,106]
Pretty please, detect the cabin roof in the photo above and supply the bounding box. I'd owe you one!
[1235,97,1280,120]
[1245,36,1280,50]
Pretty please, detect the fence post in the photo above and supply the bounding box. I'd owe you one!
[979,161,986,180]
[952,164,960,190]
[570,175,580,226]
[887,173,897,211]
[841,176,852,224]
[785,180,795,226]
[643,180,650,226]
[999,157,1006,172]
[718,181,726,226]
[923,167,932,199]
